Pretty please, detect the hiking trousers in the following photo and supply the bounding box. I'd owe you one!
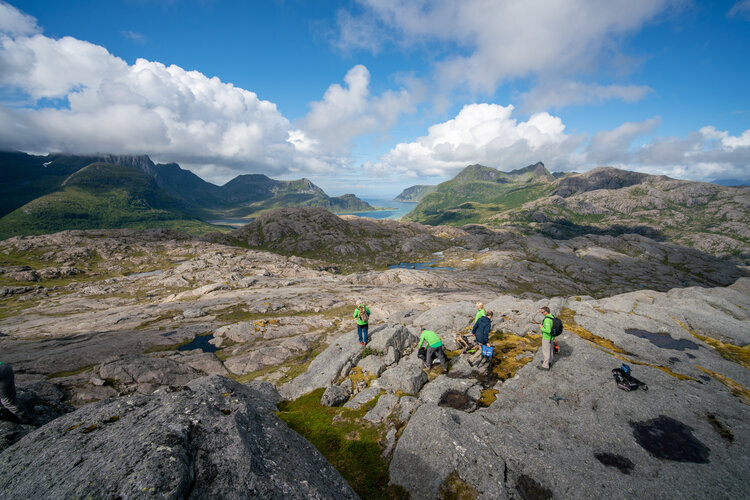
[0,363,28,422]
[426,346,447,370]
[541,338,554,369]
[357,324,369,343]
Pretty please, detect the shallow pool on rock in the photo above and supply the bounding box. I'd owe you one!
[177,334,218,353]
[625,329,699,351]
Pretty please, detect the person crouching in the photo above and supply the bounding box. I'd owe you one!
[418,328,447,371]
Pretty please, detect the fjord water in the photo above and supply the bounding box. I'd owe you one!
[339,198,416,219]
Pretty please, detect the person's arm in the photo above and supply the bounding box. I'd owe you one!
[418,332,427,348]
[365,306,370,314]
[353,308,359,319]
[540,316,553,335]
[472,321,479,335]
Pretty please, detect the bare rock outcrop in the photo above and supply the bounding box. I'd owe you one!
[0,376,358,499]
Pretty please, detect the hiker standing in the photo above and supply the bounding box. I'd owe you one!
[418,329,448,371]
[473,302,486,324]
[470,311,493,365]
[353,303,371,345]
[0,361,30,424]
[538,306,555,370]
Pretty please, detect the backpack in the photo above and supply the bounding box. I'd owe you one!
[481,345,494,358]
[358,307,369,323]
[549,316,563,337]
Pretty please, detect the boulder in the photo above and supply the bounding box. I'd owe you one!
[343,387,381,410]
[365,323,418,357]
[418,375,482,410]
[379,357,429,395]
[280,325,386,400]
[97,354,201,394]
[390,404,506,500]
[413,303,476,346]
[0,376,357,499]
[364,394,399,423]
[1,381,74,453]
[163,351,228,376]
[397,396,421,422]
[321,385,349,407]
[448,354,492,378]
[357,355,387,377]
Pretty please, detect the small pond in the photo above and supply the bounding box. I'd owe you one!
[178,333,219,353]
[389,258,455,271]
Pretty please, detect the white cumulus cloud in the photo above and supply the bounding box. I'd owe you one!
[519,80,654,112]
[0,3,415,184]
[370,104,750,185]
[338,0,678,94]
[370,103,583,178]
[298,64,415,153]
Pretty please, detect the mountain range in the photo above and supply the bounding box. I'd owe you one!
[0,151,374,239]
[400,162,750,258]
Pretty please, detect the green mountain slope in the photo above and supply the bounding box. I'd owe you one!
[493,167,750,257]
[403,162,556,225]
[393,185,437,202]
[0,152,377,237]
[0,163,219,238]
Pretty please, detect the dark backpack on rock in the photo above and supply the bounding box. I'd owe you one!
[550,316,563,337]
[612,367,648,391]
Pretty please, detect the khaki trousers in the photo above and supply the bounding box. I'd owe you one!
[541,338,554,368]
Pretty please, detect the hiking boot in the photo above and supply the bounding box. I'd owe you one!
[536,365,550,371]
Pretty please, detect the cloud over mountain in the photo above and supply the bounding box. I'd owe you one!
[370,104,750,184]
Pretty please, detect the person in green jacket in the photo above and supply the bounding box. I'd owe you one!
[418,329,447,371]
[538,306,555,370]
[0,361,30,423]
[473,302,486,324]
[353,302,371,345]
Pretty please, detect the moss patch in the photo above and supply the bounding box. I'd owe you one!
[696,366,750,406]
[488,332,540,381]
[276,388,408,499]
[438,470,479,500]
[673,318,750,370]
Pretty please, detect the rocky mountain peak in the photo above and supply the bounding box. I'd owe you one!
[554,166,653,197]
[454,164,504,182]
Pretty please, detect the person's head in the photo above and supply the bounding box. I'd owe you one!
[476,302,483,310]
[486,311,493,319]
[540,306,550,315]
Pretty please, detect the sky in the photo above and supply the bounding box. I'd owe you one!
[0,0,749,198]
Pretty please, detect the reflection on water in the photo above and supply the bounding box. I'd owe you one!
[178,333,219,353]
[389,258,455,271]
[209,218,254,228]
[339,199,416,220]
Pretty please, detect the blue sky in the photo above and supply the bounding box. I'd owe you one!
[1,0,749,197]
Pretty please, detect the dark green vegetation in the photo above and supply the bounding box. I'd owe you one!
[0,151,375,239]
[403,162,555,225]
[393,184,437,202]
[277,389,408,500]
[0,163,218,239]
